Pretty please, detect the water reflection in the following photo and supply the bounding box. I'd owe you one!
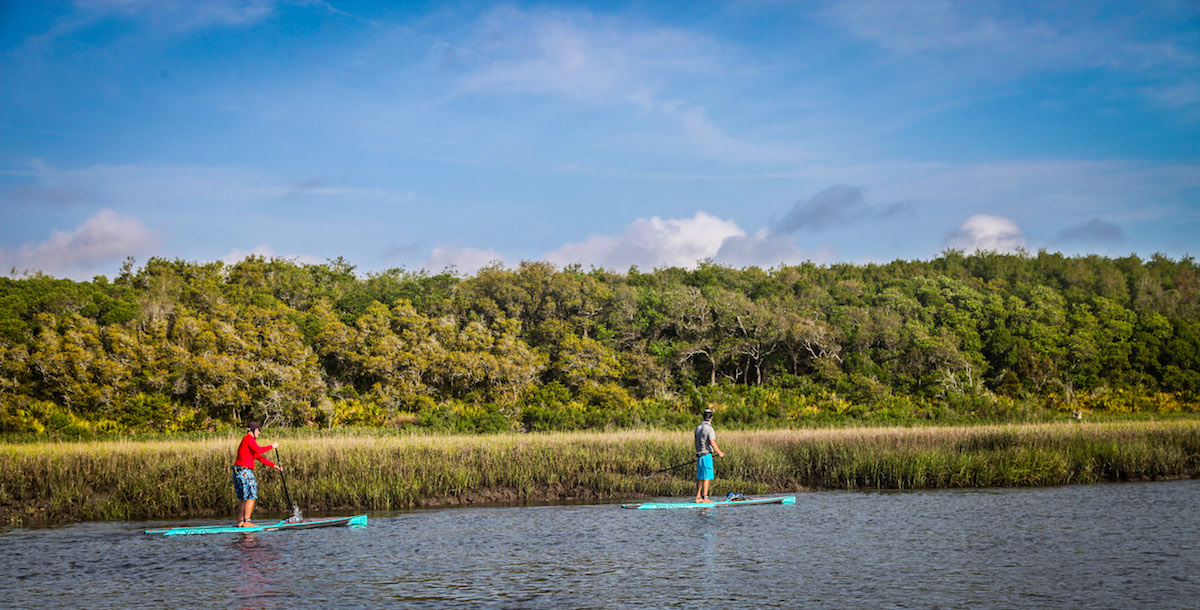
[231,533,282,610]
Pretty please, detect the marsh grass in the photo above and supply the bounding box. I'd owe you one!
[2,420,1197,525]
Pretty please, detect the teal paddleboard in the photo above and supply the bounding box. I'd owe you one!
[622,495,795,510]
[144,514,367,536]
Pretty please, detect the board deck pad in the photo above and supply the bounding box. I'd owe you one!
[144,514,367,535]
[621,495,796,510]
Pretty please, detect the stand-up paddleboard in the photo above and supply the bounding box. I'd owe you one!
[622,495,795,510]
[144,514,367,536]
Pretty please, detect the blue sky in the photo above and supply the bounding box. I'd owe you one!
[2,0,1198,279]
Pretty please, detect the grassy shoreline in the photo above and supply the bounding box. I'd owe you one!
[3,420,1198,526]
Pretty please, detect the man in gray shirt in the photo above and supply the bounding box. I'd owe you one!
[694,409,725,502]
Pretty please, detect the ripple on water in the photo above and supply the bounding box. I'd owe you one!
[1,481,1198,608]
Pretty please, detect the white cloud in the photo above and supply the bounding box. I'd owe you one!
[946,214,1026,253]
[1,209,159,278]
[714,229,814,269]
[542,211,815,270]
[220,245,324,267]
[543,212,742,270]
[421,245,506,276]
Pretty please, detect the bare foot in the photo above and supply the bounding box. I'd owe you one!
[238,521,257,527]
[695,498,715,503]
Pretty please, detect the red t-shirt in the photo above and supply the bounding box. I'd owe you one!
[234,433,276,469]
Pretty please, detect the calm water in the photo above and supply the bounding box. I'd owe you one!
[2,480,1198,608]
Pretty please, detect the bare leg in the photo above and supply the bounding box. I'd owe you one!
[694,480,704,502]
[240,499,257,526]
[236,500,245,523]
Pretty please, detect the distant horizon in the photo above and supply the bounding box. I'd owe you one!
[3,1,1197,281]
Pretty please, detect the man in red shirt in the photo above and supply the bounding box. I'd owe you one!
[232,422,281,527]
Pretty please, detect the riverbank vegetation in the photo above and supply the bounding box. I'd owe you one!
[2,421,1196,525]
[1,251,1198,436]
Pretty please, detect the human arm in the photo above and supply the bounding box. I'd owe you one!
[245,436,278,469]
[711,437,724,458]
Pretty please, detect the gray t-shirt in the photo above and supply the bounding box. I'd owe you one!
[695,421,715,456]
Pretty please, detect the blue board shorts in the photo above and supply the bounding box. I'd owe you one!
[232,466,258,500]
[696,453,714,481]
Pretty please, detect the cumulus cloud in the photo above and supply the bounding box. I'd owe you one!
[421,245,506,276]
[714,229,813,269]
[542,211,813,270]
[220,245,324,267]
[1055,218,1125,245]
[543,212,742,270]
[946,214,1026,253]
[1,209,159,278]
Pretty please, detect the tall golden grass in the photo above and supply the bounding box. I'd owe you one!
[2,420,1197,525]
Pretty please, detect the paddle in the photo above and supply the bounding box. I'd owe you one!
[642,458,697,480]
[275,447,303,523]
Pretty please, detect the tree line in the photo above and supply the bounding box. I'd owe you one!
[1,250,1197,435]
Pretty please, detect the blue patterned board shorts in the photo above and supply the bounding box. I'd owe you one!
[696,453,714,481]
[232,466,258,500]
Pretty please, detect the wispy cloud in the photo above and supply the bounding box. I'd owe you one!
[825,0,1199,75]
[449,6,795,165]
[772,185,868,232]
[456,6,715,105]
[283,176,416,202]
[824,0,1200,114]
[6,160,415,212]
[1055,218,1125,246]
[771,185,912,233]
[72,0,280,31]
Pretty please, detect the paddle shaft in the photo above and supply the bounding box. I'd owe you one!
[643,458,698,480]
[276,447,295,513]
